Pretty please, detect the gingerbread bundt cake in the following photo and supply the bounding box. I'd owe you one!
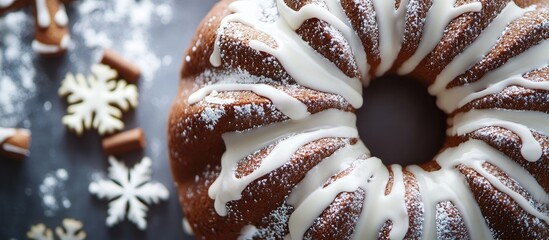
[168,0,549,239]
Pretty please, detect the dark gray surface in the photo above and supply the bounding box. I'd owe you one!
[0,1,449,239]
[0,1,216,239]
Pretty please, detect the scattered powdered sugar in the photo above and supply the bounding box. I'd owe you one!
[80,28,113,49]
[199,68,289,85]
[162,55,173,66]
[200,107,225,131]
[0,76,18,114]
[0,12,36,127]
[238,203,292,239]
[43,101,52,112]
[257,0,279,23]
[39,168,71,217]
[155,3,173,25]
[204,90,236,105]
[435,201,468,239]
[122,31,162,83]
[72,0,174,87]
[234,104,267,117]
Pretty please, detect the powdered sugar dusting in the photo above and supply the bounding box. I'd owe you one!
[240,203,292,239]
[178,0,549,238]
[435,201,468,239]
[0,12,36,127]
[200,107,225,131]
[39,168,71,217]
[73,0,174,86]
[199,68,289,86]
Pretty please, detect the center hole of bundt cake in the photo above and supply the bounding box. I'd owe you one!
[357,75,447,166]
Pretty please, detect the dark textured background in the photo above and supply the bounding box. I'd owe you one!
[0,0,216,239]
[0,0,447,239]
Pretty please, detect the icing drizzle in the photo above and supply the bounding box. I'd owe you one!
[35,0,51,28]
[397,0,482,74]
[35,0,69,28]
[187,0,549,238]
[32,34,70,54]
[54,3,68,27]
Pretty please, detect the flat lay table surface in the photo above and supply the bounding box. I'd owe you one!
[0,0,216,239]
[0,0,449,239]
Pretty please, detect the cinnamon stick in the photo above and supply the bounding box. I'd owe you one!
[101,49,142,83]
[102,128,146,155]
[0,128,31,161]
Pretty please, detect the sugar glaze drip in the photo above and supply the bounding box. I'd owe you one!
[208,109,358,216]
[35,0,51,28]
[187,0,549,238]
[35,0,68,28]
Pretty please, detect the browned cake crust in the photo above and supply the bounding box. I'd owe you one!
[169,0,549,239]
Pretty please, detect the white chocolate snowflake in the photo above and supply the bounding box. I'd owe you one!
[27,224,53,240]
[59,64,138,135]
[89,156,169,230]
[55,219,86,240]
[27,219,85,240]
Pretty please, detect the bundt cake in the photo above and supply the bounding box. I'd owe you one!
[168,0,549,239]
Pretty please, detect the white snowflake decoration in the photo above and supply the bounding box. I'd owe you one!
[55,219,86,240]
[27,219,85,240]
[27,224,53,240]
[89,156,169,230]
[59,64,138,135]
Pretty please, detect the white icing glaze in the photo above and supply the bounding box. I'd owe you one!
[437,40,549,113]
[189,83,309,120]
[458,74,549,108]
[209,109,358,216]
[371,0,408,76]
[0,0,14,8]
[190,0,549,238]
[32,34,70,54]
[409,153,493,239]
[434,140,549,224]
[276,0,370,82]
[35,0,51,29]
[323,0,368,81]
[287,144,369,207]
[450,109,544,162]
[398,0,482,75]
[289,155,385,239]
[429,3,533,95]
[467,160,549,223]
[55,3,68,27]
[204,90,236,105]
[210,0,364,108]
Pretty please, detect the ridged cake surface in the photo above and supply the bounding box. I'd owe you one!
[168,0,549,239]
